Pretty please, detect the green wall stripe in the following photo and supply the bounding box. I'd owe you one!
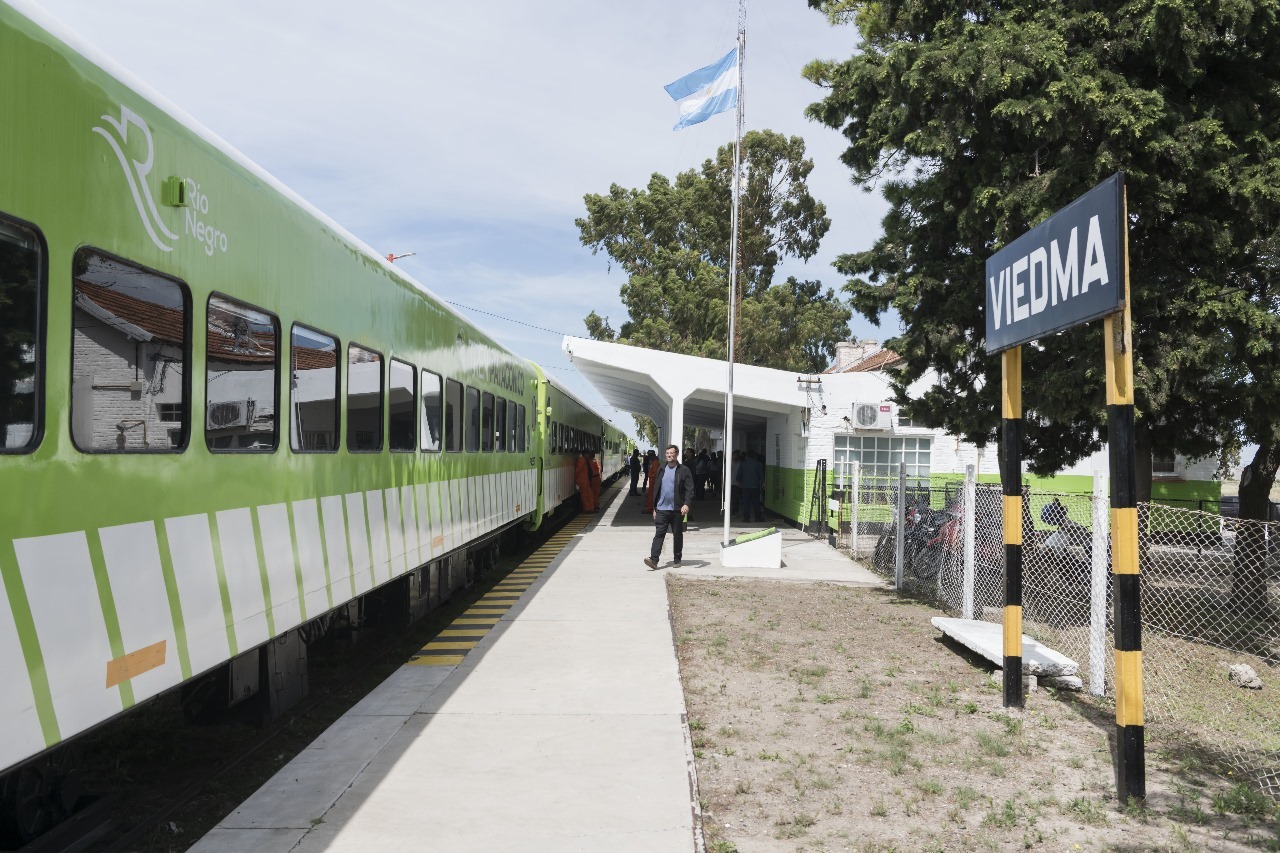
[286,503,308,622]
[0,537,60,745]
[205,512,239,657]
[314,502,335,611]
[152,520,193,682]
[250,508,277,638]
[83,529,133,707]
[341,498,357,600]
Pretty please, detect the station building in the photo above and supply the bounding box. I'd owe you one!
[562,336,1222,529]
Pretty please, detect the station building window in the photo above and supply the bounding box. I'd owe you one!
[346,343,383,452]
[833,434,932,488]
[465,385,480,452]
[388,358,415,452]
[290,324,338,452]
[421,369,442,452]
[444,378,462,452]
[71,248,189,452]
[207,295,278,452]
[0,216,43,452]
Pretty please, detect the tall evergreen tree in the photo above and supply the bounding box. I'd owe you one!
[803,0,1280,613]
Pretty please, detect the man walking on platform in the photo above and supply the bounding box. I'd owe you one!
[644,445,695,570]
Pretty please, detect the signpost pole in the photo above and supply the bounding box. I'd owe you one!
[1106,187,1144,803]
[1000,347,1024,709]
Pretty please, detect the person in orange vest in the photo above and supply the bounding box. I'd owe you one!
[643,452,661,513]
[575,451,596,512]
[588,450,602,511]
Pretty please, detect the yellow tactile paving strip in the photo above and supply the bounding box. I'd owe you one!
[406,514,592,666]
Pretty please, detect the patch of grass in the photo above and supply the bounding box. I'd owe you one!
[757,750,782,761]
[1066,796,1108,826]
[870,799,888,817]
[990,712,1022,736]
[717,725,736,738]
[961,701,979,715]
[954,786,983,810]
[975,730,1011,758]
[708,841,738,853]
[982,799,1019,828]
[816,693,838,704]
[692,734,709,749]
[721,746,735,757]
[735,779,752,794]
[1212,782,1273,817]
[1123,796,1149,822]
[916,778,943,796]
[688,718,706,731]
[790,664,830,686]
[857,679,874,699]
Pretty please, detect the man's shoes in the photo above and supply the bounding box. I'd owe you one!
[643,557,658,570]
[672,561,682,568]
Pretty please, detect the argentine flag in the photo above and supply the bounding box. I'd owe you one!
[664,47,738,131]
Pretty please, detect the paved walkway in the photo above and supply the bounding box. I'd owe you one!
[193,483,883,852]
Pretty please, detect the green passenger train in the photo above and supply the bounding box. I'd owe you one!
[0,0,628,823]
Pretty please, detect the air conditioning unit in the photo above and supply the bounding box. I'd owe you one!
[208,400,253,429]
[852,401,894,431]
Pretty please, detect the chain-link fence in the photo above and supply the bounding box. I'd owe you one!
[840,464,1280,801]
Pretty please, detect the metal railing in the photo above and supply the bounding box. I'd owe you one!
[843,463,1280,801]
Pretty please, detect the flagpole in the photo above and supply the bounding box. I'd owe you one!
[722,0,745,548]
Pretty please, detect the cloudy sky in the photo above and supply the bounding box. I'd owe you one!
[27,0,891,437]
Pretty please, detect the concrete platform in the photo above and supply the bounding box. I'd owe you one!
[193,484,886,852]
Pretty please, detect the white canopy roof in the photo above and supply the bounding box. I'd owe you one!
[562,336,812,447]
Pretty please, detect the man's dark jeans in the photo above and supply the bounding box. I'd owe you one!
[651,509,683,562]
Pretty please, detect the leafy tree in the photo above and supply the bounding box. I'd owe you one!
[803,1,1280,615]
[803,1,1280,479]
[577,129,850,374]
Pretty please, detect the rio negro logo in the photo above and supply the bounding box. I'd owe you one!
[93,104,229,258]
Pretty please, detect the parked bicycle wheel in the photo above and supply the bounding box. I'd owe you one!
[873,528,895,573]
[911,543,944,581]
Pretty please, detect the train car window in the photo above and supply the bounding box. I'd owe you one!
[346,343,383,452]
[517,405,526,452]
[0,217,43,452]
[206,295,278,452]
[481,391,494,452]
[388,359,415,451]
[421,369,442,452]
[505,399,517,452]
[465,385,480,452]
[71,248,190,452]
[444,378,462,451]
[494,397,507,451]
[289,324,339,452]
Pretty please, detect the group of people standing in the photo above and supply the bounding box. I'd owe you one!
[574,450,602,513]
[627,444,768,570]
[627,446,765,520]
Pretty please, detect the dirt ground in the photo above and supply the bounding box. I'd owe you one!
[668,577,1280,852]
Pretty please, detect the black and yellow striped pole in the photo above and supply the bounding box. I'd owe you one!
[1107,187,1144,802]
[1000,346,1023,709]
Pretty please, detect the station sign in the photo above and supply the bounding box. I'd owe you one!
[984,173,1125,354]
